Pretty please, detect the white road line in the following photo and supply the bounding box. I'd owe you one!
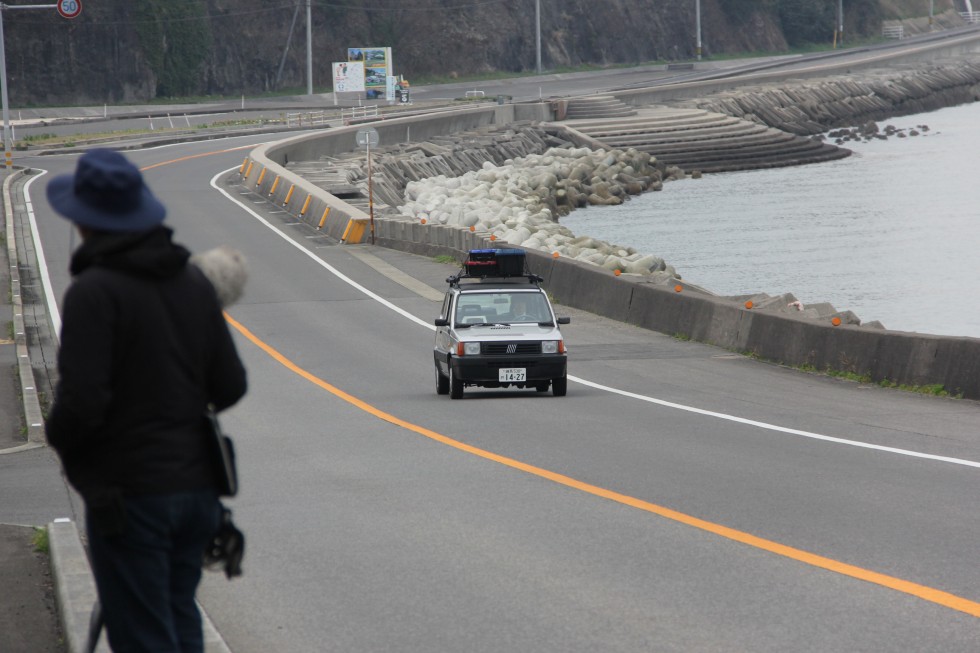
[22,170,62,343]
[210,169,432,330]
[213,167,980,470]
[570,376,980,468]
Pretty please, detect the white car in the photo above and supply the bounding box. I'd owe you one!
[433,249,569,399]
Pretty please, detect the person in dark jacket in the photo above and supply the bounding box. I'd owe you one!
[45,149,247,653]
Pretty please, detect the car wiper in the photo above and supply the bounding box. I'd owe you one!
[456,322,494,329]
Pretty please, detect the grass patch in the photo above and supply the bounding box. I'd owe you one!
[32,527,49,554]
[432,255,457,265]
[16,119,270,149]
[798,363,960,397]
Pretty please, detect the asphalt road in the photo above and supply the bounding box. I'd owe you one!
[15,137,980,651]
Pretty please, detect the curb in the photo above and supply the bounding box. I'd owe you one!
[2,170,46,447]
[48,520,108,653]
[48,519,233,653]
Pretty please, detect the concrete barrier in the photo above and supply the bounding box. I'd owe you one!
[373,229,980,399]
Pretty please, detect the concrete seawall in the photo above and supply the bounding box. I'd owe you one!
[240,53,980,400]
[370,230,980,399]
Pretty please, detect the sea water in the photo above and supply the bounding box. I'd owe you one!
[561,102,980,338]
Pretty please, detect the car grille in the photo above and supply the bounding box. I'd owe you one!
[483,342,541,355]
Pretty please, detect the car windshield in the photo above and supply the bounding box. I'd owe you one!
[455,291,549,325]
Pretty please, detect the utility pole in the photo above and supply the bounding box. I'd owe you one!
[837,0,844,47]
[535,0,542,74]
[0,6,12,169]
[306,0,313,95]
[695,0,702,61]
[1,2,78,169]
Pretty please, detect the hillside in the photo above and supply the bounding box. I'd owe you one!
[2,0,906,106]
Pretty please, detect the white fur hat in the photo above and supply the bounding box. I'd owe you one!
[191,246,248,307]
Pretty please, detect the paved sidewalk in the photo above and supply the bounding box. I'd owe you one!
[1,168,74,651]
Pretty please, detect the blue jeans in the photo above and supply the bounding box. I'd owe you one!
[87,491,221,653]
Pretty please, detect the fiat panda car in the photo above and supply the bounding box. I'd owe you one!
[433,249,569,399]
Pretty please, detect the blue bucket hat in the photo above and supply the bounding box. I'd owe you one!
[46,149,166,232]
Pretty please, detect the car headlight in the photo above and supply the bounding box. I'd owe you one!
[456,341,482,356]
[542,340,564,354]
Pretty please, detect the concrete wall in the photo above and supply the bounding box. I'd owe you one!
[374,225,980,399]
[239,98,980,400]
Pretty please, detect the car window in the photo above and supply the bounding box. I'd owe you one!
[455,291,550,324]
[505,293,549,322]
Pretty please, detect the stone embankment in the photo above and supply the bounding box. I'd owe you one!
[667,61,980,136]
[284,125,569,215]
[561,104,849,173]
[286,123,696,279]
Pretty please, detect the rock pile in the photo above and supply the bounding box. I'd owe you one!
[397,146,686,279]
[286,124,570,212]
[823,121,931,144]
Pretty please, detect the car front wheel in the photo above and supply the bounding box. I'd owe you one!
[449,366,464,400]
[435,365,449,395]
[552,375,567,397]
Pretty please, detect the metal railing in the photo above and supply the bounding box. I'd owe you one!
[882,24,905,39]
[341,106,380,124]
[285,111,329,127]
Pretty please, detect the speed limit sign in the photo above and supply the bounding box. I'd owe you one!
[57,0,82,19]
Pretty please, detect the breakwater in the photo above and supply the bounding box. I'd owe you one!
[667,62,980,136]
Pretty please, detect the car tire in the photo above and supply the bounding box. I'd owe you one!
[449,366,464,400]
[552,375,567,397]
[435,365,449,395]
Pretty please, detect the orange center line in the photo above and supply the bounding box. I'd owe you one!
[223,311,980,619]
[139,144,256,171]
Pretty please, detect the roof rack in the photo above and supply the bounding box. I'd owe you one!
[447,248,543,286]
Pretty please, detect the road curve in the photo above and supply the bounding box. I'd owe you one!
[21,137,980,651]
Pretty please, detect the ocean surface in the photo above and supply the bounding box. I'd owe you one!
[561,102,980,338]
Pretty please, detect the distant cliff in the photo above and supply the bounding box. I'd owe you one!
[4,0,889,106]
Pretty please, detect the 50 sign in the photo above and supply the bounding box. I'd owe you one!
[57,0,82,19]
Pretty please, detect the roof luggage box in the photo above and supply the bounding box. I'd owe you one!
[464,248,527,278]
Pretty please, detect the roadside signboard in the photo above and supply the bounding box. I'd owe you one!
[333,61,364,93]
[355,128,379,149]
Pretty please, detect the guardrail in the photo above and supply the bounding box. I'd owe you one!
[882,24,905,39]
[341,105,380,125]
[285,111,329,127]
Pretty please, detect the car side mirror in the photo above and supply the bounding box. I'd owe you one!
[557,317,570,325]
[435,317,449,327]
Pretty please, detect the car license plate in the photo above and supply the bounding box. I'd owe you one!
[499,368,526,382]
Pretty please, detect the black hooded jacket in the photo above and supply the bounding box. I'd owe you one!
[46,227,247,497]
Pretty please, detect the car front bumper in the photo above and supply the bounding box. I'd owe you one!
[447,354,567,386]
